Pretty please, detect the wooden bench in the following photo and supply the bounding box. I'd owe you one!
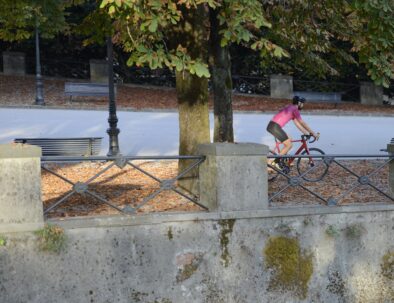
[14,137,103,156]
[64,82,115,102]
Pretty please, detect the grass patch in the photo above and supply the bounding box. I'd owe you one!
[0,235,6,246]
[35,224,67,254]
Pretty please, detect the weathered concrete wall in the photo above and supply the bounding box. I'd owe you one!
[0,207,393,303]
[198,143,269,211]
[0,144,44,233]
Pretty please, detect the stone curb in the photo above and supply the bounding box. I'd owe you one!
[1,104,394,117]
[48,203,394,230]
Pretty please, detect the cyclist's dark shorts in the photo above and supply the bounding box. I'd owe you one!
[267,121,289,143]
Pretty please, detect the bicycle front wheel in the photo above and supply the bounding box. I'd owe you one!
[296,148,329,182]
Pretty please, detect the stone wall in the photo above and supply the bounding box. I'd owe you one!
[0,208,393,303]
[0,142,393,303]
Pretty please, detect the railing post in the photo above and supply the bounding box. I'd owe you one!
[388,141,394,197]
[197,143,269,212]
[270,74,293,99]
[2,51,26,75]
[360,82,383,105]
[90,59,108,83]
[0,144,44,233]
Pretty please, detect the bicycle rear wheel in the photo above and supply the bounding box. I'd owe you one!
[296,148,329,182]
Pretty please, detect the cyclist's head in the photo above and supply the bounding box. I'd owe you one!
[292,95,306,109]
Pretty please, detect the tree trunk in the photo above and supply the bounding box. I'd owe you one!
[177,71,210,157]
[175,5,210,194]
[209,8,234,143]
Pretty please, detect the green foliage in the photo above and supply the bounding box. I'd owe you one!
[97,0,288,77]
[167,227,173,240]
[259,0,394,86]
[0,235,6,247]
[218,219,236,267]
[264,236,313,299]
[0,0,82,41]
[381,251,394,280]
[35,224,67,254]
[325,225,340,238]
[260,1,357,78]
[344,223,364,239]
[351,0,394,87]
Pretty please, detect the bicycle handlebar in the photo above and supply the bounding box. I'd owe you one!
[301,134,317,143]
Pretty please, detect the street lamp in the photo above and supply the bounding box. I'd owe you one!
[34,19,45,106]
[106,36,120,156]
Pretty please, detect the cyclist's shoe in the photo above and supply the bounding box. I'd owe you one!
[270,160,290,174]
[281,164,291,174]
[271,161,282,171]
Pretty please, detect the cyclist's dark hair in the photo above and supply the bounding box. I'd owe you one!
[293,96,306,104]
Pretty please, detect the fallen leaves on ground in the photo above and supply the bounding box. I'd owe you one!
[41,159,393,219]
[269,160,392,206]
[1,74,394,114]
[42,160,202,218]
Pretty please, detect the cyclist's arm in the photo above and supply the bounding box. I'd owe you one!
[296,119,319,138]
[293,119,309,135]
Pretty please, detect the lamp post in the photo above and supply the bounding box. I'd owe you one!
[106,36,120,156]
[34,19,45,106]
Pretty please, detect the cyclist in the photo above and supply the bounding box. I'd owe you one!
[267,96,319,168]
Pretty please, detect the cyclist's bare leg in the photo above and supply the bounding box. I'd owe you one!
[268,135,292,169]
[280,137,293,156]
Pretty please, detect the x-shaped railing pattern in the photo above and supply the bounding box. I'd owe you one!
[41,155,207,215]
[268,154,394,206]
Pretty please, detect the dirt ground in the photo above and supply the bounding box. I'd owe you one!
[1,74,393,218]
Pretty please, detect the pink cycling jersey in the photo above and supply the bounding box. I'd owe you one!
[271,104,302,127]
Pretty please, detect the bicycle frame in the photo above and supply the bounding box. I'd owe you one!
[272,137,312,165]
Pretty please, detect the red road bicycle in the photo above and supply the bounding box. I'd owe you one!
[268,134,329,182]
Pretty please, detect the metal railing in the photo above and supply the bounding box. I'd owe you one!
[41,155,206,217]
[232,75,270,95]
[26,57,90,79]
[293,79,360,102]
[268,154,393,207]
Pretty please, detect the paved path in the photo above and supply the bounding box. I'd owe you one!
[0,108,392,155]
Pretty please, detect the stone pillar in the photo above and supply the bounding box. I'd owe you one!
[2,51,26,75]
[270,74,293,99]
[388,141,394,197]
[197,143,269,212]
[90,59,108,83]
[0,144,44,233]
[360,82,383,105]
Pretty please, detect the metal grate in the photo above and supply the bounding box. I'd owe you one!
[268,154,394,207]
[41,155,206,217]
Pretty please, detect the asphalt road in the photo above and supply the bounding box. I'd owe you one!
[0,108,392,156]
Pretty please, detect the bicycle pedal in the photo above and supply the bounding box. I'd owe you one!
[282,166,290,174]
